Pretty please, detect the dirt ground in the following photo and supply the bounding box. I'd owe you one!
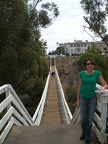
[55,56,80,93]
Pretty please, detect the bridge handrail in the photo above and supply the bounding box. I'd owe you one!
[33,73,50,125]
[93,85,108,144]
[0,84,34,144]
[55,66,73,124]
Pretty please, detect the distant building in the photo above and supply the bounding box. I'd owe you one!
[95,41,107,52]
[64,40,107,56]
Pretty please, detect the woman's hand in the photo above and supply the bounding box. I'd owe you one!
[99,86,105,91]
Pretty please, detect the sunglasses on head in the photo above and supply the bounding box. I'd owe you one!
[86,63,94,66]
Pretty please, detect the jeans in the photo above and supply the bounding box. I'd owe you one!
[80,96,97,140]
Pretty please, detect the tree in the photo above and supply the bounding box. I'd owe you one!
[0,0,60,116]
[27,0,60,55]
[80,0,108,47]
[30,0,60,28]
[48,43,65,55]
[0,0,48,116]
[0,0,28,51]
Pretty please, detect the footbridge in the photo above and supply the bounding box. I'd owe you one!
[0,57,108,144]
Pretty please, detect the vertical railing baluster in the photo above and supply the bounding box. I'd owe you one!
[6,86,11,111]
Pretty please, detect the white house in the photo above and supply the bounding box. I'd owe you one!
[64,40,107,56]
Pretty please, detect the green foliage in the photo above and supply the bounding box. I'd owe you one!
[0,47,18,85]
[0,0,51,116]
[0,0,59,116]
[48,43,65,55]
[80,0,108,46]
[39,10,51,28]
[65,86,77,114]
[66,86,77,102]
[38,2,60,28]
[0,0,28,50]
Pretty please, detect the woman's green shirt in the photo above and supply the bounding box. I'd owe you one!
[79,70,101,98]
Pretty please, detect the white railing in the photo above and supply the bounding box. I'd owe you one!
[93,85,108,144]
[55,66,73,124]
[0,84,34,144]
[71,107,80,124]
[33,73,50,125]
[0,71,50,144]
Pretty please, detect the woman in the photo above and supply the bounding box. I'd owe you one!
[76,57,107,144]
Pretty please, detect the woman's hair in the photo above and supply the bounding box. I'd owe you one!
[84,57,95,67]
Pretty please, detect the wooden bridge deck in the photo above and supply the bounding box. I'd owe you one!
[40,66,65,125]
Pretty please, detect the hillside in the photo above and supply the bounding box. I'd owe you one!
[55,56,80,113]
[56,56,79,90]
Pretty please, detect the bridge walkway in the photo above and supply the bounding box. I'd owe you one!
[40,66,66,125]
[3,66,99,144]
[40,75,62,125]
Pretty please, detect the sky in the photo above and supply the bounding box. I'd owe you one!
[40,0,101,53]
